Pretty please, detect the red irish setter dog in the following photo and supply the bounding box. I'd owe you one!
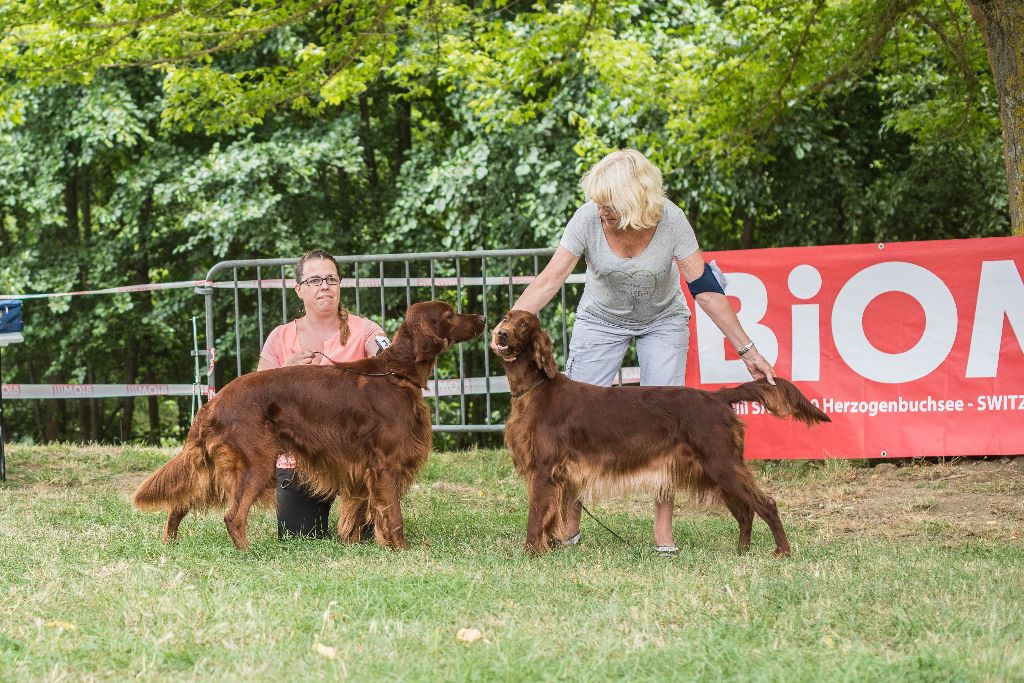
[491,310,830,556]
[134,301,485,550]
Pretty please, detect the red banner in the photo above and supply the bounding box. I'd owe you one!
[687,237,1024,459]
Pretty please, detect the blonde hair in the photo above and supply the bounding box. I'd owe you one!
[295,249,350,346]
[581,149,666,232]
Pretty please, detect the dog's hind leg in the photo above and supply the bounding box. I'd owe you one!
[699,450,791,557]
[749,487,790,557]
[163,506,190,543]
[223,469,268,550]
[721,493,754,554]
[559,481,581,545]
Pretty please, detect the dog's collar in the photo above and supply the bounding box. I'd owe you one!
[510,377,548,399]
[312,352,426,389]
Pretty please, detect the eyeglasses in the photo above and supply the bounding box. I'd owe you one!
[299,275,340,287]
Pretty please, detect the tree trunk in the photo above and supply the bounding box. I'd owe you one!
[120,195,154,442]
[395,91,411,166]
[359,92,379,191]
[65,167,92,441]
[146,368,160,444]
[88,365,100,441]
[120,338,139,442]
[81,173,91,264]
[25,358,45,440]
[46,402,61,442]
[77,397,90,441]
[64,169,78,243]
[968,0,1024,235]
[740,215,755,249]
[81,171,101,441]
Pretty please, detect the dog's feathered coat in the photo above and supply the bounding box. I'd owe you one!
[491,309,830,555]
[134,301,485,550]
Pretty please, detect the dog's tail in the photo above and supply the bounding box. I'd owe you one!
[713,378,830,426]
[132,407,216,512]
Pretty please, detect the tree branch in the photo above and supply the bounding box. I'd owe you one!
[74,7,184,30]
[114,0,342,68]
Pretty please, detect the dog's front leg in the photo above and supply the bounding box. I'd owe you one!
[525,476,559,554]
[368,466,409,550]
[337,496,370,544]
[382,501,408,551]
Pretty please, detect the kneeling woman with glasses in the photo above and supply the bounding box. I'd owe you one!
[257,249,390,539]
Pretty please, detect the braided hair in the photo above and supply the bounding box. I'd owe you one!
[295,249,350,346]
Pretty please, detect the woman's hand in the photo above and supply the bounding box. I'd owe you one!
[283,350,318,367]
[741,347,776,384]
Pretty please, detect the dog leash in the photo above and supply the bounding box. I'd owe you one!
[310,351,425,389]
[508,378,646,555]
[578,502,645,555]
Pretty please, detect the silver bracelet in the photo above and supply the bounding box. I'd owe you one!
[737,340,755,357]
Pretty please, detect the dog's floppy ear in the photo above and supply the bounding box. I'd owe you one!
[413,319,447,363]
[532,330,558,379]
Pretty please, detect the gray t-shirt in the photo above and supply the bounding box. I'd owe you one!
[560,199,699,326]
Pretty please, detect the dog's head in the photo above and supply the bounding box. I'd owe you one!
[400,301,486,363]
[490,309,558,379]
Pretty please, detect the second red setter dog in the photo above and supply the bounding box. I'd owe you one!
[491,310,830,556]
[134,301,484,550]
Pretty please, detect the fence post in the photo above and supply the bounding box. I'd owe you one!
[195,284,216,395]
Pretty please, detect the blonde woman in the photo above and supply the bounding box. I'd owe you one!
[513,149,776,554]
[257,249,389,539]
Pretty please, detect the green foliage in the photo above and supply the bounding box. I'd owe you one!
[0,0,1010,441]
[0,0,412,132]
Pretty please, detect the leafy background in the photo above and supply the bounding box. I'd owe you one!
[0,0,1010,443]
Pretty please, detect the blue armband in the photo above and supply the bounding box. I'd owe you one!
[687,260,728,296]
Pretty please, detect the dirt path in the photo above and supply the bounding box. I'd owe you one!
[770,458,1024,543]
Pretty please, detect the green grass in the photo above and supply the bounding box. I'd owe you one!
[1,445,1022,682]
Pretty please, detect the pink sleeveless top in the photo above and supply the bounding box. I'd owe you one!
[260,315,385,468]
[259,315,385,369]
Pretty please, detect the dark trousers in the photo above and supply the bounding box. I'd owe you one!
[276,468,333,539]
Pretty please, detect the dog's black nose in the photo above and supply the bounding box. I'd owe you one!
[497,329,508,342]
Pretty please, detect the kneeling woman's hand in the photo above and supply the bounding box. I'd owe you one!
[284,350,318,366]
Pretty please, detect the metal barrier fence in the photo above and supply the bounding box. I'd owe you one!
[198,249,593,433]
